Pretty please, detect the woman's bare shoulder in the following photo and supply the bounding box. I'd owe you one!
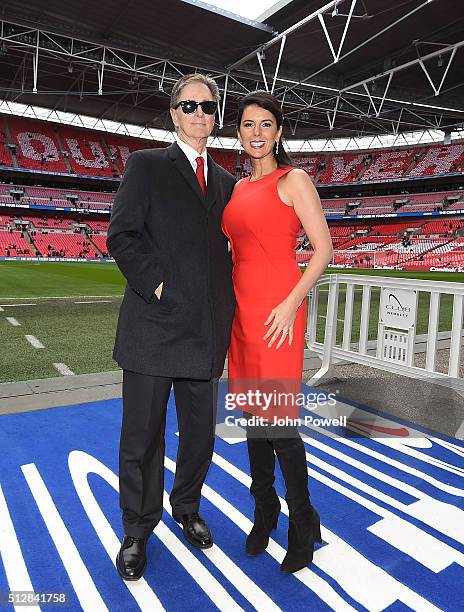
[285,167,311,181]
[283,167,317,191]
[231,176,248,193]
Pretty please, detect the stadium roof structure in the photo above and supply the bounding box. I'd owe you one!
[0,0,464,151]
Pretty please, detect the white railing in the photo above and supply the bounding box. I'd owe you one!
[305,273,464,391]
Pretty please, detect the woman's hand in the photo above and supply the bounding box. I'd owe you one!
[263,296,300,349]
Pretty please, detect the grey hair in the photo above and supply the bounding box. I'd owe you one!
[170,73,220,109]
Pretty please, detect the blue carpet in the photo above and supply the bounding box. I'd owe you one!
[0,383,463,611]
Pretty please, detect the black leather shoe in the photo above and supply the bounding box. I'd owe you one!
[173,513,213,549]
[116,535,147,580]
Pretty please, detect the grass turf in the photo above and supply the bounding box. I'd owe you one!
[0,261,462,384]
[1,299,119,382]
[0,261,124,298]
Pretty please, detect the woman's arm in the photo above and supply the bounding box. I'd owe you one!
[282,168,333,305]
[264,168,333,348]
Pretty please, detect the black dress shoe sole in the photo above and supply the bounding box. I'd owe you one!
[116,552,147,581]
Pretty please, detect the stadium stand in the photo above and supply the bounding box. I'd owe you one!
[20,216,76,230]
[58,125,116,178]
[0,123,14,167]
[85,220,110,232]
[1,114,463,270]
[209,150,241,174]
[104,135,151,175]
[337,236,397,250]
[292,143,464,183]
[368,222,423,235]
[30,232,99,258]
[291,154,324,179]
[0,183,114,211]
[445,199,464,210]
[358,148,420,181]
[1,114,463,184]
[317,152,370,183]
[89,233,109,256]
[407,143,464,177]
[0,215,10,228]
[0,229,32,255]
[8,116,69,174]
[415,220,462,235]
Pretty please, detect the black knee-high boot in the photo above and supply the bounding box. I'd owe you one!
[273,435,322,574]
[246,436,281,556]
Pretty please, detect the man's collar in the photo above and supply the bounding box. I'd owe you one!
[175,135,207,164]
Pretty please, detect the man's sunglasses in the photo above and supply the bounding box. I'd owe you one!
[175,100,218,115]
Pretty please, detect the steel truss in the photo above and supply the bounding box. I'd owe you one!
[0,0,463,143]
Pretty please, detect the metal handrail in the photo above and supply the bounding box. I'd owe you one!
[305,273,464,391]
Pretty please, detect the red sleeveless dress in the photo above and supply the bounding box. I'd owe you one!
[222,167,306,419]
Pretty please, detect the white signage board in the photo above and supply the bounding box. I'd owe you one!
[380,288,417,329]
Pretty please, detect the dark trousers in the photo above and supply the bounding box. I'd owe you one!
[119,369,218,538]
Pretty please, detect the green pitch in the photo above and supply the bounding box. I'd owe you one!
[0,261,462,384]
[0,261,124,298]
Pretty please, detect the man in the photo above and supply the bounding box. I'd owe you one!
[107,73,235,580]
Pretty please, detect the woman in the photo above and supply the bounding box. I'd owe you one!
[222,91,333,574]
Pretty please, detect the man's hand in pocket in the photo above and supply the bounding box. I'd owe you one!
[154,281,163,300]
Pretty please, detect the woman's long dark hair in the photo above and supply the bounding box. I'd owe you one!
[236,90,295,168]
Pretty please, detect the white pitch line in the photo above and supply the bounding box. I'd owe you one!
[302,416,464,496]
[53,363,75,376]
[0,295,123,301]
[25,335,45,349]
[6,317,21,326]
[162,490,278,612]
[160,493,244,612]
[0,306,3,311]
[21,464,108,612]
[166,455,354,611]
[0,303,37,307]
[209,453,441,612]
[74,300,112,304]
[0,484,40,611]
[68,450,224,611]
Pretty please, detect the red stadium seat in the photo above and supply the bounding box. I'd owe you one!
[9,117,68,173]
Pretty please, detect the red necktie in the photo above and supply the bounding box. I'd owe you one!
[196,156,207,196]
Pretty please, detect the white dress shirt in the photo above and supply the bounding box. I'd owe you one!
[175,135,208,184]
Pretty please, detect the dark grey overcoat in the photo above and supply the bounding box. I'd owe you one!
[107,143,236,378]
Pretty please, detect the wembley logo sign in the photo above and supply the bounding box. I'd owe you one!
[380,288,417,329]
